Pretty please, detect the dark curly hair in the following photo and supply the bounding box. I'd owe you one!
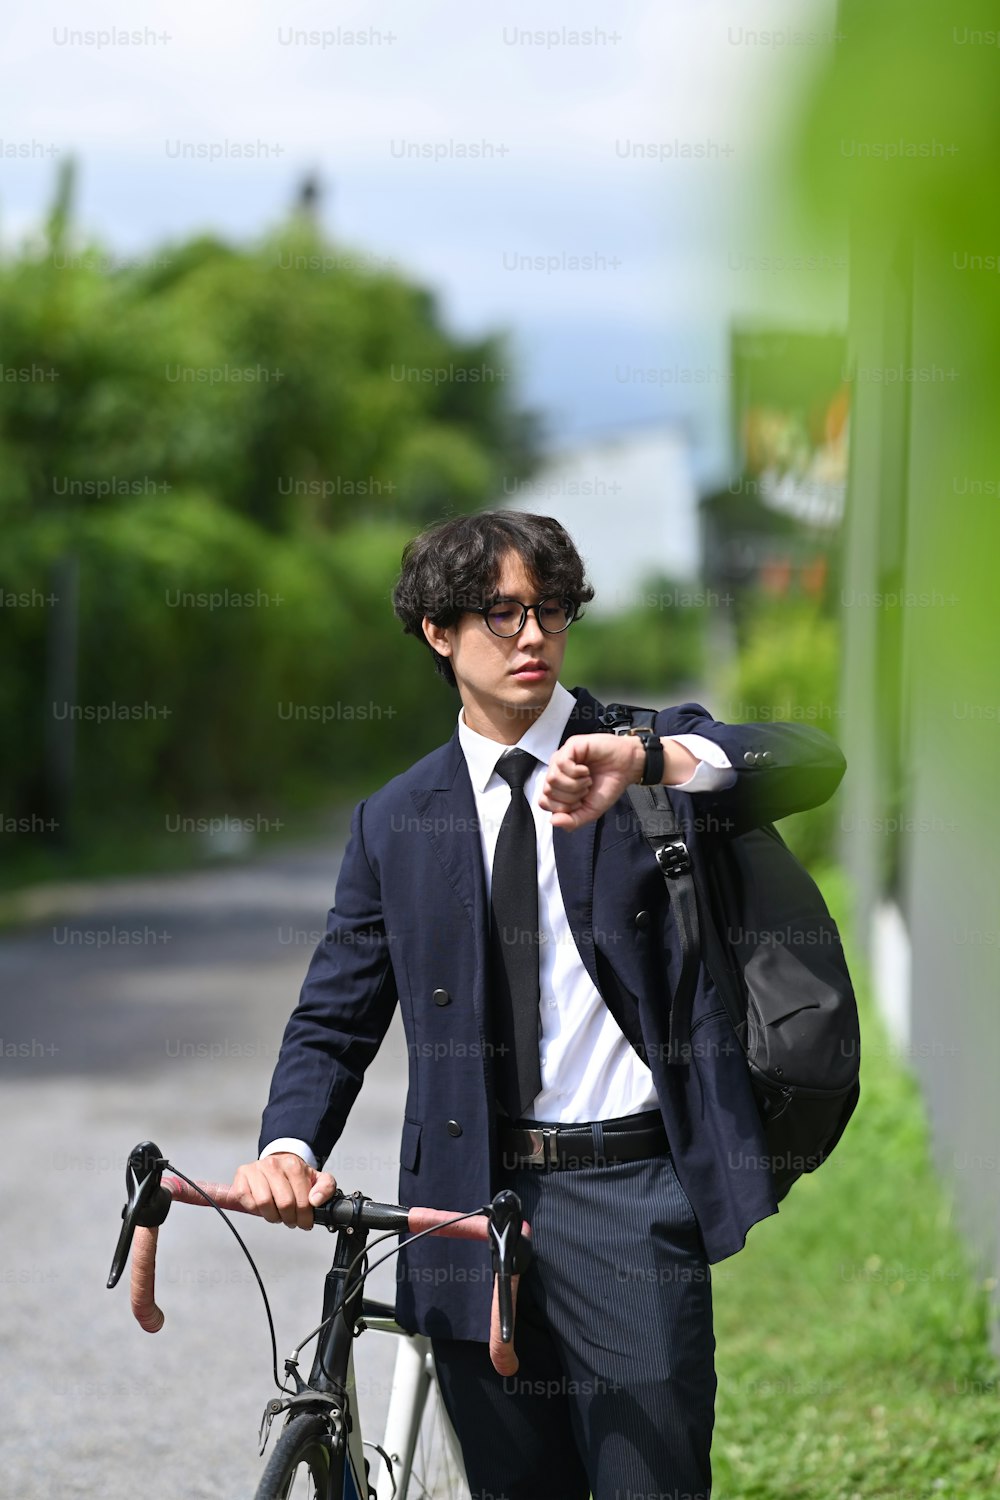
[392,510,595,688]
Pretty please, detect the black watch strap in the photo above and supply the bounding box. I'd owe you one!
[637,729,664,787]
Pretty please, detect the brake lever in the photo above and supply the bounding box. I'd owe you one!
[486,1188,527,1343]
[106,1140,173,1290]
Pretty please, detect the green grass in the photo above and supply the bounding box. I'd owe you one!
[710,866,1000,1500]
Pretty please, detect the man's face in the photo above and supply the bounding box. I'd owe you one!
[422,550,569,742]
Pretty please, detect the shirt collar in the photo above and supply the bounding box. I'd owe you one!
[457,680,577,793]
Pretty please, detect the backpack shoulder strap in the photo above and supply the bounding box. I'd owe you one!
[599,703,701,1063]
[600,702,746,1053]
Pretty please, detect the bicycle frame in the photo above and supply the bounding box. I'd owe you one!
[269,1212,467,1500]
[264,1212,376,1498]
[360,1313,468,1500]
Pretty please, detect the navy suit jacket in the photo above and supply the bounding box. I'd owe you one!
[259,686,847,1340]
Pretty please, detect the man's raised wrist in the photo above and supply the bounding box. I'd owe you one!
[629,736,648,785]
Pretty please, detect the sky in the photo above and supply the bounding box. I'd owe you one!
[2,0,847,486]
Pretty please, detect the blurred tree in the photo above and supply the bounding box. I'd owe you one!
[0,162,541,532]
[0,163,541,857]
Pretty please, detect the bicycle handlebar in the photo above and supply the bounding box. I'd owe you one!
[110,1143,530,1370]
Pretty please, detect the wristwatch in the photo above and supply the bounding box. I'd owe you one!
[633,728,664,787]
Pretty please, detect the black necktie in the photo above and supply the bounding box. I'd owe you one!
[489,749,542,1121]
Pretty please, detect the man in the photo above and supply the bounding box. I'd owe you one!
[234,510,847,1499]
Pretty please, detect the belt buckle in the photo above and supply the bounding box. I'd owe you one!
[524,1126,558,1167]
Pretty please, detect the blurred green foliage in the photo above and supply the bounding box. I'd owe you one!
[0,505,459,848]
[565,571,705,699]
[1,164,538,533]
[786,0,1000,880]
[711,19,1000,1488]
[718,598,842,867]
[0,164,537,865]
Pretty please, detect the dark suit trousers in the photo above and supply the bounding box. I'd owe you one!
[431,1153,716,1500]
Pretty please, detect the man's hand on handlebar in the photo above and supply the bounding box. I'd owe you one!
[233,1160,525,1370]
[232,1152,337,1229]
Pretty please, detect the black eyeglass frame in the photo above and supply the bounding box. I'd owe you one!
[474,596,580,638]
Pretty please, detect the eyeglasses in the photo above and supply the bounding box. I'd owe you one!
[476,596,579,638]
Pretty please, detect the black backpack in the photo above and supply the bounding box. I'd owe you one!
[599,703,860,1202]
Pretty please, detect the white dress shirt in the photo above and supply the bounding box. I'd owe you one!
[262,682,735,1163]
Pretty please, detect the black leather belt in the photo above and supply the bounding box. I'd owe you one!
[498,1108,670,1170]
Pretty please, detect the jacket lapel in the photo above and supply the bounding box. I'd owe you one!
[407,685,608,1016]
[408,738,490,1041]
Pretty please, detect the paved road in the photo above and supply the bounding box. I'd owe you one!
[2,827,426,1499]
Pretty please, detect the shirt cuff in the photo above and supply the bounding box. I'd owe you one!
[260,1138,319,1171]
[664,733,737,792]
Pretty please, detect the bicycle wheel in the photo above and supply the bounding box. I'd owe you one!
[254,1413,336,1500]
[405,1374,467,1500]
[370,1335,467,1500]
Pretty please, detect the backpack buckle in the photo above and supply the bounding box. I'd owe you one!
[597,704,633,734]
[655,838,691,878]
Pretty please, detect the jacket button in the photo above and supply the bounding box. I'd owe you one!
[446,1120,463,1137]
[432,988,451,1006]
[634,910,650,930]
[761,750,773,765]
[743,750,756,766]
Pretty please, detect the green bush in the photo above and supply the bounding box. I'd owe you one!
[0,190,539,535]
[0,501,456,854]
[566,574,706,699]
[719,598,842,865]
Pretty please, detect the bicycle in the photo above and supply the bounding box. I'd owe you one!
[107,1140,531,1499]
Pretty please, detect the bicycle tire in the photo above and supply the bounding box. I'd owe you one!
[407,1373,469,1500]
[254,1413,336,1500]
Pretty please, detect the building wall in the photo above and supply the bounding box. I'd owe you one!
[837,216,1000,1346]
[901,241,1000,1300]
[504,426,699,614]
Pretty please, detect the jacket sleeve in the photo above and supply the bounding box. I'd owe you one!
[655,701,847,837]
[258,797,399,1164]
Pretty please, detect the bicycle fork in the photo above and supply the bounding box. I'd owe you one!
[260,1217,373,1500]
